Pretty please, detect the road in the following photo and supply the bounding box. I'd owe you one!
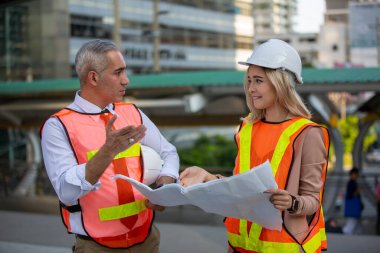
[0,196,380,253]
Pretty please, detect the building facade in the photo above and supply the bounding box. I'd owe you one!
[252,0,319,67]
[349,2,380,67]
[318,0,380,68]
[252,0,297,34]
[0,0,70,81]
[254,32,318,67]
[0,0,255,81]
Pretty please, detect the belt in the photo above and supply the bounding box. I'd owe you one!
[75,234,92,241]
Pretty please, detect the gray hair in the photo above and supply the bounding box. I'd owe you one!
[75,39,118,84]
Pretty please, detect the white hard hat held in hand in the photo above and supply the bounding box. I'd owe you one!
[238,39,303,84]
[141,145,163,185]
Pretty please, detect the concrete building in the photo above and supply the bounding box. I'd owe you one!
[318,0,380,68]
[252,0,297,34]
[0,0,70,81]
[349,2,380,67]
[0,0,255,81]
[318,22,348,68]
[251,0,319,67]
[254,33,318,67]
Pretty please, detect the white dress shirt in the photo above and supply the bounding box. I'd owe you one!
[41,92,179,235]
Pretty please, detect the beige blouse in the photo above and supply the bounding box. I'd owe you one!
[284,126,328,242]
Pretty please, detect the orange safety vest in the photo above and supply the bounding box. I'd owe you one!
[225,117,329,253]
[49,102,153,248]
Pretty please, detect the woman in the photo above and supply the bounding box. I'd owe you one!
[180,39,330,253]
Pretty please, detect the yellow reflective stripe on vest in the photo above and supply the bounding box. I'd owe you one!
[87,143,141,160]
[228,220,259,250]
[302,228,326,253]
[228,231,300,253]
[231,118,312,252]
[239,123,253,173]
[98,199,146,221]
[270,118,312,175]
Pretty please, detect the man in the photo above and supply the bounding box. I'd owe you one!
[41,39,179,252]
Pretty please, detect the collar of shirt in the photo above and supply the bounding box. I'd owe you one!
[67,91,118,122]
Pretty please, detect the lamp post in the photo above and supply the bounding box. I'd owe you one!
[113,0,121,48]
[377,17,380,66]
[5,7,11,81]
[152,0,161,73]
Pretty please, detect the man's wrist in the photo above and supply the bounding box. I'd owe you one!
[156,176,176,186]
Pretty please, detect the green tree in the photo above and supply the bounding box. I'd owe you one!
[338,115,358,155]
[337,115,377,168]
[177,134,237,174]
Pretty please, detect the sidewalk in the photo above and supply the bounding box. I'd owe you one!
[1,196,380,252]
[0,210,227,253]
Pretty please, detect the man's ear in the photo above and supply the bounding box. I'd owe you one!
[89,71,98,85]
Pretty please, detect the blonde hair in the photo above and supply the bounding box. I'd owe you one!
[244,67,311,123]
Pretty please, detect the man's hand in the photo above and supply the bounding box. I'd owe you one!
[144,176,177,211]
[145,199,165,212]
[85,115,146,184]
[156,176,176,186]
[104,115,146,156]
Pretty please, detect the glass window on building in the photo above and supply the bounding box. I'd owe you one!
[0,5,30,81]
[71,15,112,39]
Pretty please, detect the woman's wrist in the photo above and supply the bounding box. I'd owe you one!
[205,173,223,182]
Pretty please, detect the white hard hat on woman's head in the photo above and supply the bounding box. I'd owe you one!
[238,39,303,84]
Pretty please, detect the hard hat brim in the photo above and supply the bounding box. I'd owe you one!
[238,61,251,66]
[237,60,303,84]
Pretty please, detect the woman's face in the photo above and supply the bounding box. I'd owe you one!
[246,65,278,111]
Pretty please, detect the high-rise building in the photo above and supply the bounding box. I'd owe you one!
[254,33,318,67]
[318,0,380,67]
[252,0,319,67]
[0,0,255,81]
[349,2,380,67]
[252,0,297,34]
[0,0,70,81]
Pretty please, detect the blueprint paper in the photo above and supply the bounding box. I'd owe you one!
[114,160,282,230]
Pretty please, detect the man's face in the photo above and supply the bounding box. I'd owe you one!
[96,50,129,107]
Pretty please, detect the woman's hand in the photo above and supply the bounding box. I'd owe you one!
[179,166,214,187]
[265,188,293,211]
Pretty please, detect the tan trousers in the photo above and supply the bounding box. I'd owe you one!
[74,225,160,253]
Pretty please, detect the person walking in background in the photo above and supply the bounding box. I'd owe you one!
[343,167,363,235]
[180,39,330,253]
[41,39,179,252]
[376,181,380,235]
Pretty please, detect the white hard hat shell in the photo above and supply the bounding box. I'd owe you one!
[141,145,163,185]
[238,39,303,84]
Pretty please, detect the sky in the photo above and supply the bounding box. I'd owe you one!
[294,0,326,33]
